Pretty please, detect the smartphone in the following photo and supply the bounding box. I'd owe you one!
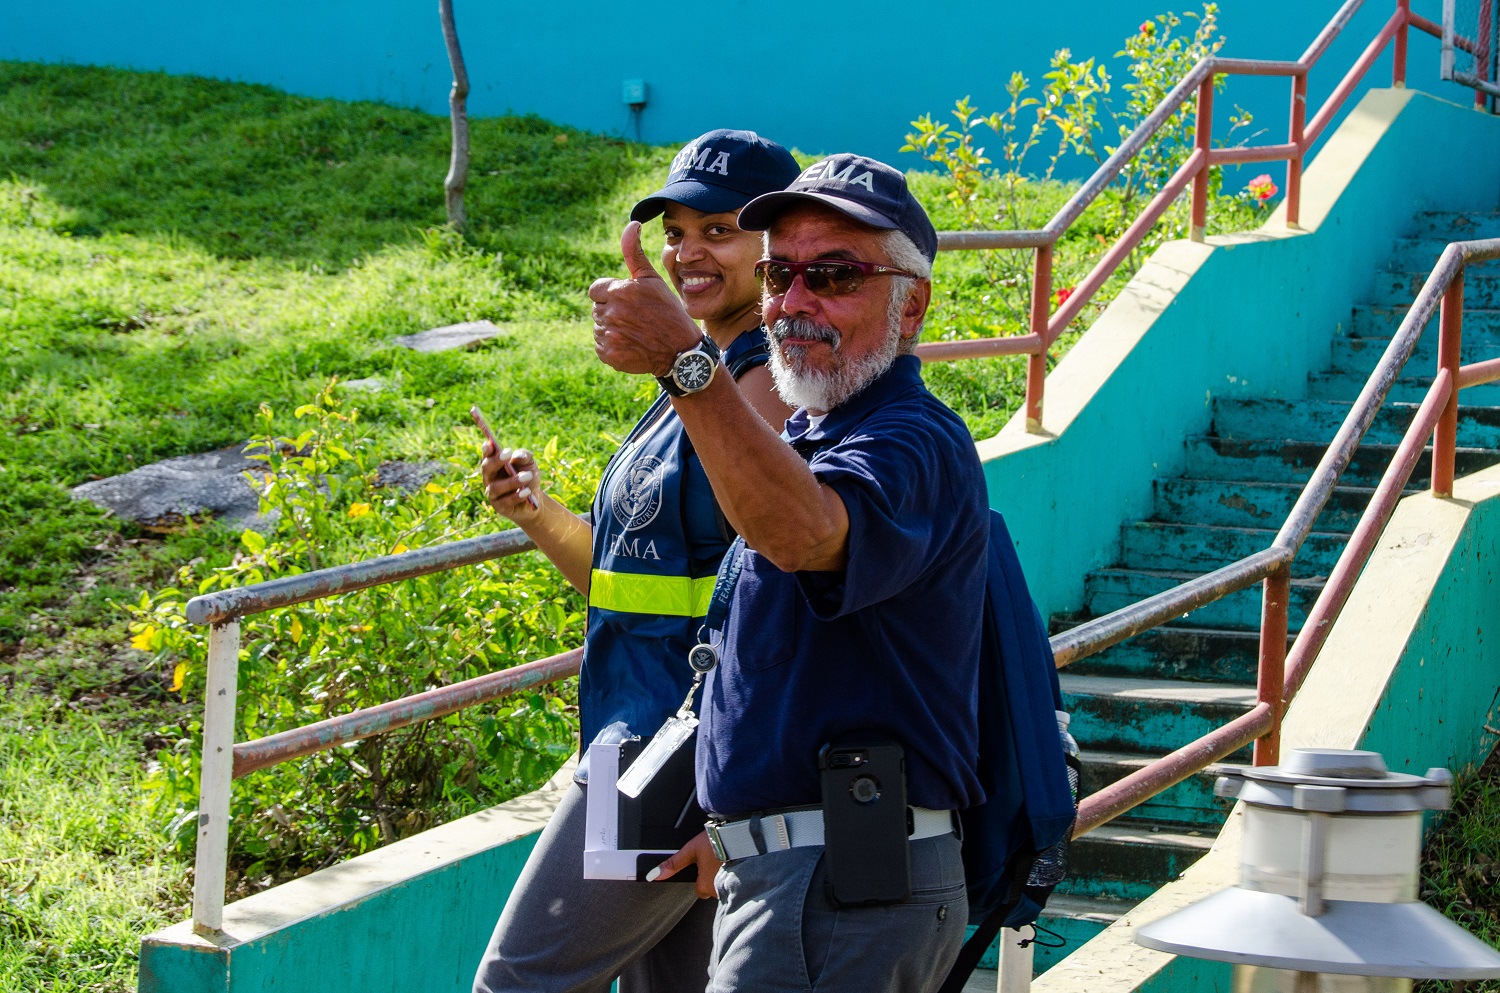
[818,742,911,907]
[470,405,538,509]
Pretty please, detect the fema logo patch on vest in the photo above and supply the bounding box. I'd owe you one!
[610,455,665,531]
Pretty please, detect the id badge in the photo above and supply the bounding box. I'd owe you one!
[616,713,698,800]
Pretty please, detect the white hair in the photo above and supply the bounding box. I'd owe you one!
[879,229,930,355]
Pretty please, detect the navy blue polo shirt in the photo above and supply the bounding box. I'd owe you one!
[696,355,988,817]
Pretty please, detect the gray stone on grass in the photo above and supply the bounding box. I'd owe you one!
[73,446,452,534]
[341,376,387,392]
[392,320,504,353]
[71,443,275,533]
[373,460,448,493]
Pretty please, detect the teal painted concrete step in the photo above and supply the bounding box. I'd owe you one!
[1211,396,1500,450]
[1388,235,1481,271]
[1182,435,1499,487]
[1055,619,1274,683]
[1306,370,1500,405]
[1078,749,1241,829]
[1082,565,1322,629]
[1117,520,1346,578]
[1151,476,1376,532]
[1336,329,1500,370]
[1410,210,1500,240]
[1349,303,1500,338]
[1371,268,1500,309]
[962,898,1129,981]
[1060,673,1258,755]
[1054,820,1216,902]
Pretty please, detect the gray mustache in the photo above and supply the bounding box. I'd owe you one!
[770,318,841,349]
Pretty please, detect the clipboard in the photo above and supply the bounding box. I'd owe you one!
[582,737,703,881]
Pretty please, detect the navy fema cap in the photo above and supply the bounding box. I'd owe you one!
[630,129,800,223]
[737,153,938,263]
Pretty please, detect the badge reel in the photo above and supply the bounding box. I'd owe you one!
[615,634,720,800]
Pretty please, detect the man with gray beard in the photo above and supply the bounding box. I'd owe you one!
[588,153,988,993]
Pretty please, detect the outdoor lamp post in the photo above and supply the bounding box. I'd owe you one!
[1134,748,1500,992]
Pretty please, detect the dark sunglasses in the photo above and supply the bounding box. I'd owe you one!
[753,258,919,297]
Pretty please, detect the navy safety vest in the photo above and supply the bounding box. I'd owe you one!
[577,328,769,780]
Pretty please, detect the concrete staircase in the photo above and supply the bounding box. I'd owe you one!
[1018,211,1500,976]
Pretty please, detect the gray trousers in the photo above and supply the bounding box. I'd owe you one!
[473,782,716,993]
[707,833,968,993]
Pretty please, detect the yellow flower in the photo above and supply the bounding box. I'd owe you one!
[392,542,409,555]
[290,615,304,645]
[423,482,446,494]
[347,503,372,519]
[130,625,157,652]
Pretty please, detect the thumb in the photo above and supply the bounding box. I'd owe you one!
[621,221,662,281]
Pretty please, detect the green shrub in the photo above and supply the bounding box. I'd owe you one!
[125,384,587,874]
[902,4,1268,343]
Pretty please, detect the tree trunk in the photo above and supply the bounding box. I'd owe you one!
[438,0,469,230]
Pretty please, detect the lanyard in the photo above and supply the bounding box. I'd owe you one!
[615,536,745,800]
[686,535,746,676]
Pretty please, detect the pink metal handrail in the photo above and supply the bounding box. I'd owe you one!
[915,0,1440,434]
[1070,238,1500,838]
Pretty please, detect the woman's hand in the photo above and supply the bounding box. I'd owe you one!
[479,441,543,523]
[646,830,723,900]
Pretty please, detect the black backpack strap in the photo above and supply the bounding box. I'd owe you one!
[725,339,769,378]
[936,854,1035,993]
[692,339,770,543]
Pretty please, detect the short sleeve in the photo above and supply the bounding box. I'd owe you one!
[796,405,974,618]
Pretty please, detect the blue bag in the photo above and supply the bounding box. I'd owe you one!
[938,511,1078,993]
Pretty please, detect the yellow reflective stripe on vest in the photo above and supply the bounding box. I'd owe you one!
[589,569,718,617]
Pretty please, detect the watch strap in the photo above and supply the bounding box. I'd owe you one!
[656,335,722,397]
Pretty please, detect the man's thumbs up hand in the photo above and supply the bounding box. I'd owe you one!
[620,221,663,282]
[588,221,702,378]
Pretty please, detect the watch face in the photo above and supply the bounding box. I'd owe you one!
[674,351,716,393]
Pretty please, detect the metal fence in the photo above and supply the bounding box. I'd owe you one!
[1442,0,1499,102]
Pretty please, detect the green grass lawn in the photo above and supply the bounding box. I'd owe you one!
[2,59,1490,993]
[0,61,1057,990]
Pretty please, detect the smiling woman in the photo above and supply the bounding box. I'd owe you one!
[470,128,800,993]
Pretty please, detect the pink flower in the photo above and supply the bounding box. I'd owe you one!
[1139,20,1155,35]
[1247,174,1278,202]
[1055,286,1075,308]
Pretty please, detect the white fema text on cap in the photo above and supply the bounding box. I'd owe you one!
[671,143,732,177]
[797,160,876,192]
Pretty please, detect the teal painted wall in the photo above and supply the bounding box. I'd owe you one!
[138,834,538,993]
[1362,492,1500,777]
[985,89,1500,621]
[0,0,1476,167]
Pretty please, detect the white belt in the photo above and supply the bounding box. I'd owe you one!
[705,806,954,862]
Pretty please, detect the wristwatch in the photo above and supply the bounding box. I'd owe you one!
[656,335,722,397]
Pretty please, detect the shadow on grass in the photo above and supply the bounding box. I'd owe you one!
[0,61,670,280]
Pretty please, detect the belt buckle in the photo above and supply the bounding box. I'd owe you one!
[705,821,730,862]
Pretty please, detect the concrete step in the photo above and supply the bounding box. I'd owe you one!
[1055,820,1217,902]
[1117,519,1346,578]
[962,895,1134,982]
[1410,210,1500,240]
[1306,370,1500,406]
[1151,476,1380,532]
[1389,235,1479,271]
[1182,434,1500,488]
[1332,329,1500,374]
[1211,396,1500,450]
[1053,617,1277,684]
[1348,302,1500,339]
[1082,565,1324,629]
[1077,749,1242,829]
[1059,673,1258,756]
[1371,268,1500,309]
